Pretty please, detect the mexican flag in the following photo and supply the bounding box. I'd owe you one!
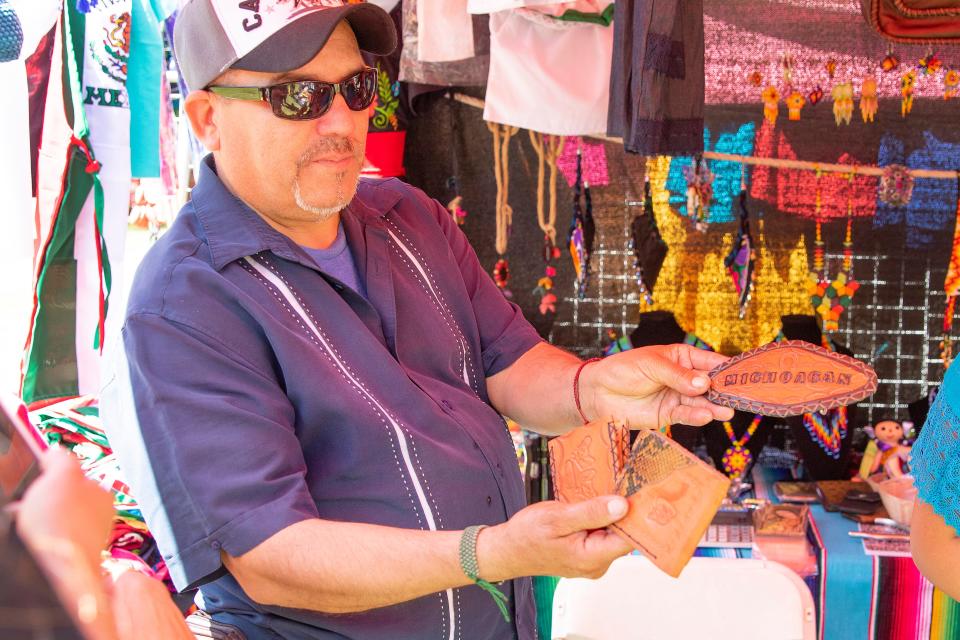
[23,0,131,403]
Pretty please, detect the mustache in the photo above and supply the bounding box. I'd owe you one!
[296,138,362,167]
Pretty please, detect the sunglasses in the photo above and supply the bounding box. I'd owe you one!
[207,67,378,121]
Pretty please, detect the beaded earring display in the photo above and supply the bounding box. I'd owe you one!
[860,75,878,123]
[683,155,713,232]
[487,123,519,298]
[808,171,860,332]
[724,188,755,319]
[630,179,667,310]
[529,132,565,315]
[568,149,595,300]
[721,414,764,478]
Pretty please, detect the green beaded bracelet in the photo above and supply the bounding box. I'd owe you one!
[459,525,511,623]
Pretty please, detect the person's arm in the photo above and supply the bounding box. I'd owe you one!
[223,494,632,612]
[486,341,734,436]
[910,499,960,601]
[420,190,734,436]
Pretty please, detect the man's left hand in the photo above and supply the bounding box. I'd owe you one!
[579,344,734,428]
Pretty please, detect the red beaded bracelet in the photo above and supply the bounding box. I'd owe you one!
[573,358,602,424]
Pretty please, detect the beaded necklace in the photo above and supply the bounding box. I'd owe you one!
[801,405,848,460]
[721,414,763,477]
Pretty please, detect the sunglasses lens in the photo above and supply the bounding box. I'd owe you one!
[270,82,333,120]
[342,68,378,111]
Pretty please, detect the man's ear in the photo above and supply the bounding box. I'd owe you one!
[183,90,221,151]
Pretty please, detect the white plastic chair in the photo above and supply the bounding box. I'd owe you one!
[551,555,816,640]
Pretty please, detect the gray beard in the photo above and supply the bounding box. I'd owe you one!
[293,173,348,220]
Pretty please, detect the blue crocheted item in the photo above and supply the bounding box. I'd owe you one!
[666,122,756,225]
[874,131,960,249]
[0,0,23,63]
[911,364,960,536]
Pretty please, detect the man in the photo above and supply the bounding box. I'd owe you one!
[101,1,733,638]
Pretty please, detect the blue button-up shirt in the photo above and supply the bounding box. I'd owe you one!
[101,156,543,639]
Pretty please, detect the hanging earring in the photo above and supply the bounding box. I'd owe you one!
[529,131,565,315]
[882,44,900,73]
[832,81,854,126]
[762,85,780,124]
[945,70,959,100]
[787,91,805,121]
[487,122,519,298]
[901,70,917,117]
[860,75,878,122]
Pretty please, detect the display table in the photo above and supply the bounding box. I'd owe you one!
[754,468,960,640]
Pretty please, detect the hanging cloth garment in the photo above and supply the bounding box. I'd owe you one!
[399,0,489,86]
[0,0,60,396]
[24,0,129,402]
[128,0,177,178]
[607,0,705,156]
[482,8,613,136]
[416,0,474,63]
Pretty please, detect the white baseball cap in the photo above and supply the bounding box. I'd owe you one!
[174,0,397,91]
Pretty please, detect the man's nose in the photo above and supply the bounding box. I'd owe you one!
[314,93,357,138]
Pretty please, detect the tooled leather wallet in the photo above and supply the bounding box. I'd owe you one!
[706,340,878,417]
[549,420,730,578]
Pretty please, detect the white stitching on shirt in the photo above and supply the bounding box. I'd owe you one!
[384,219,480,397]
[242,255,456,640]
[385,219,480,394]
[238,259,425,528]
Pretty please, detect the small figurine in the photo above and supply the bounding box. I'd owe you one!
[860,75,878,123]
[859,419,913,479]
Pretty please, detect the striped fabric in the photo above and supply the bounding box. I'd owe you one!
[871,557,960,640]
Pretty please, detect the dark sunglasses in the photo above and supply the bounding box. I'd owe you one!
[207,67,378,121]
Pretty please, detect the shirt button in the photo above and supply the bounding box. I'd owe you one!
[333,283,344,292]
[473,441,480,449]
[211,540,221,550]
[486,496,492,505]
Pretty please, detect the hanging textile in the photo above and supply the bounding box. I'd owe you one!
[724,190,755,319]
[416,0,473,63]
[481,7,613,136]
[665,122,754,224]
[630,180,668,308]
[364,3,409,179]
[399,0,489,86]
[749,119,878,220]
[873,132,960,249]
[128,0,177,178]
[647,157,811,352]
[0,0,60,395]
[607,0,705,156]
[24,0,130,403]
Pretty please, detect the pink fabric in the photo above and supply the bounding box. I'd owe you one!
[416,0,475,62]
[483,10,613,135]
[558,137,610,187]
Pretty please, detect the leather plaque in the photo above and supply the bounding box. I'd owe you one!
[611,428,730,577]
[549,420,628,503]
[706,340,877,417]
[549,421,730,578]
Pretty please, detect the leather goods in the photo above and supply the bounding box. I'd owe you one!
[706,340,878,417]
[550,421,730,578]
[861,0,960,43]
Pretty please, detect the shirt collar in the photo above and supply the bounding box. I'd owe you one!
[191,155,402,271]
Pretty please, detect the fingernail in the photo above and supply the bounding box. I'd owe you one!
[692,376,709,389]
[607,497,628,518]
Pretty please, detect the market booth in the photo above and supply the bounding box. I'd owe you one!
[3,0,960,638]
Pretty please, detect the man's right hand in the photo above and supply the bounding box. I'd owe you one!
[477,495,633,582]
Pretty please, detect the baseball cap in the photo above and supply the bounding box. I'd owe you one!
[174,0,397,92]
